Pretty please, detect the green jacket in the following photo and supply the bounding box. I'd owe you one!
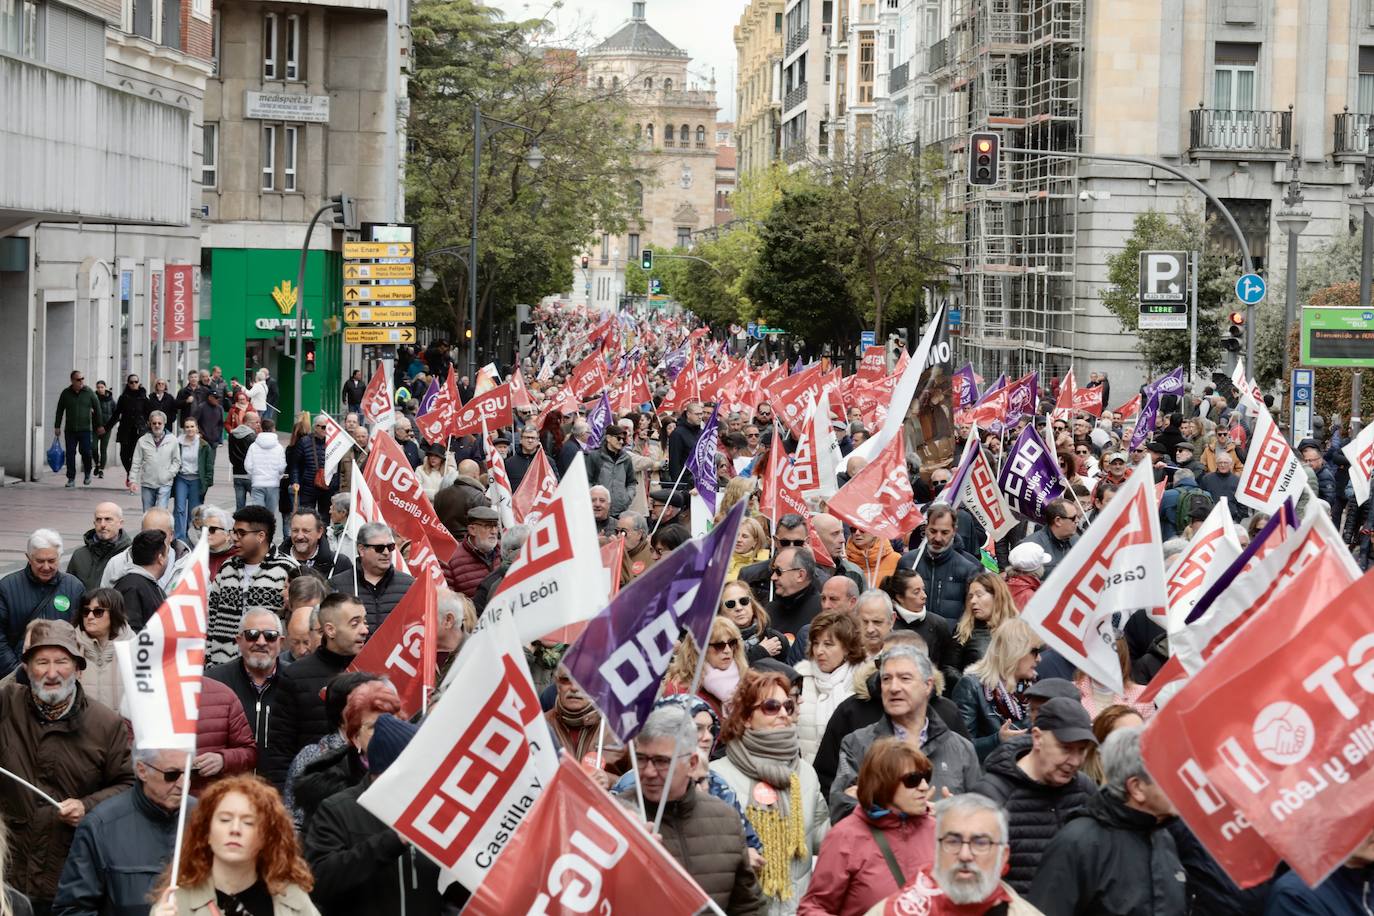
[54,385,101,433]
[198,438,215,491]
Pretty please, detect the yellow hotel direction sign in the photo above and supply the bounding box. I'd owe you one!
[342,285,415,301]
[343,262,414,280]
[343,241,414,259]
[344,305,416,324]
[343,326,417,344]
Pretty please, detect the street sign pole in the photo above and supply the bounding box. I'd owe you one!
[1189,251,1198,384]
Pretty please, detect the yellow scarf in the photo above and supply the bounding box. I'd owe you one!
[746,773,807,901]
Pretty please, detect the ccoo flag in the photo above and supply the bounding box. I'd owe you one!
[563,500,747,742]
[685,403,721,516]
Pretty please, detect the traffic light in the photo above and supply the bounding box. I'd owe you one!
[329,193,357,230]
[302,340,316,373]
[580,255,589,269]
[968,132,1000,186]
[1223,310,1245,352]
[641,249,653,271]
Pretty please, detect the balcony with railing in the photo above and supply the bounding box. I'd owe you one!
[785,23,810,56]
[1334,109,1374,158]
[928,37,948,72]
[888,62,908,94]
[1189,106,1292,156]
[784,82,809,112]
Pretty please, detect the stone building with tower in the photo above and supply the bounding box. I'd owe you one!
[568,1,719,311]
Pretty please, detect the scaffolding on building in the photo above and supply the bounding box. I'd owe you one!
[936,0,1082,380]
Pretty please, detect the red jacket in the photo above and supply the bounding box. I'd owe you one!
[442,538,497,597]
[192,677,258,796]
[1005,573,1040,611]
[800,808,935,916]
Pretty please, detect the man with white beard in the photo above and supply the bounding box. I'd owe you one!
[867,793,1044,914]
[0,619,134,912]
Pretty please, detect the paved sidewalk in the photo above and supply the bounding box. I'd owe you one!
[0,446,239,576]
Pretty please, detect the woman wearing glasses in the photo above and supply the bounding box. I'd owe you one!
[711,670,829,915]
[799,739,934,916]
[71,588,132,713]
[719,580,788,664]
[951,618,1042,762]
[152,775,319,916]
[663,617,749,718]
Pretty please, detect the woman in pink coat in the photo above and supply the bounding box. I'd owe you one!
[799,738,936,916]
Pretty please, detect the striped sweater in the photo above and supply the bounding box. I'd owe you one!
[206,552,298,666]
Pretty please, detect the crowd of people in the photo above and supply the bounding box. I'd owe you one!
[9,304,1371,916]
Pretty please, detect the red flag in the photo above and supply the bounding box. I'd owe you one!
[361,363,396,429]
[346,577,436,718]
[1115,393,1141,418]
[856,345,888,381]
[756,428,834,570]
[1051,369,1076,421]
[771,367,839,436]
[968,386,1009,429]
[1145,562,1374,888]
[451,382,514,438]
[586,313,615,346]
[508,366,535,410]
[511,448,558,523]
[570,351,609,399]
[658,355,700,414]
[1071,384,1104,417]
[363,433,461,558]
[463,755,711,916]
[826,435,924,541]
[415,371,460,443]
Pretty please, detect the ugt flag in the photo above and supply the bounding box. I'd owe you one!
[359,604,556,893]
[116,538,210,750]
[563,500,746,742]
[463,755,710,916]
[317,413,354,484]
[346,577,436,718]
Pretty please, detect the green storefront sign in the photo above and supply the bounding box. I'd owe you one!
[203,248,345,418]
[1300,307,1374,367]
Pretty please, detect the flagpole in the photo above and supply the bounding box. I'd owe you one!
[651,627,713,838]
[168,749,194,886]
[650,463,691,537]
[0,766,61,807]
[628,741,648,822]
[594,719,606,770]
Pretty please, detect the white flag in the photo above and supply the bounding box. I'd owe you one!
[1161,498,1242,628]
[1342,421,1374,506]
[948,431,1016,540]
[318,413,354,483]
[115,538,210,751]
[1231,356,1262,414]
[358,606,556,893]
[842,304,944,473]
[1020,462,1166,693]
[1234,401,1307,515]
[485,453,608,643]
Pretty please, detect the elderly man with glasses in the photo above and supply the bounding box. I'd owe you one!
[765,546,824,645]
[328,521,415,631]
[205,505,298,666]
[1022,498,1080,580]
[206,607,286,758]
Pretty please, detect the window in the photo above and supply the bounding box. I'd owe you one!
[644,77,653,89]
[676,226,692,248]
[629,234,641,258]
[1213,42,1259,113]
[202,123,218,187]
[192,0,209,20]
[696,125,706,146]
[261,124,277,191]
[680,124,689,145]
[0,0,40,58]
[263,13,278,78]
[285,13,301,80]
[612,75,619,88]
[646,123,654,143]
[631,180,644,210]
[664,77,672,91]
[283,126,299,191]
[597,76,604,88]
[775,11,782,31]
[600,233,610,264]
[1360,46,1374,114]
[665,124,675,146]
[210,8,220,74]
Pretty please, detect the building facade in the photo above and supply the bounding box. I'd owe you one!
[0,0,211,478]
[200,0,409,416]
[779,0,829,162]
[568,0,718,311]
[733,0,784,178]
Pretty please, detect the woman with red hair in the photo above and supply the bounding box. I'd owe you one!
[152,774,318,915]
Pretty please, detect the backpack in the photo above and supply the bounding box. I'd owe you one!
[1175,487,1213,533]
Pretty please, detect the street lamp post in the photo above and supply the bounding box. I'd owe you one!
[469,105,544,380]
[1275,147,1310,420]
[1350,126,1374,424]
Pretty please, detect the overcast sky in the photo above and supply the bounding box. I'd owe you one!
[486,0,751,120]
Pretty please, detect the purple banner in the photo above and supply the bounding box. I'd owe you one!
[664,343,690,382]
[1004,372,1040,426]
[583,392,613,451]
[562,500,746,741]
[418,377,440,415]
[1128,391,1161,451]
[685,404,721,514]
[1146,366,1185,398]
[952,363,980,410]
[996,424,1065,525]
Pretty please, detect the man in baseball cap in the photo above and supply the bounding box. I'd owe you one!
[971,696,1099,892]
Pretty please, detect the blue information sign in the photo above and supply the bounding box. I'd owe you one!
[1235,273,1266,305]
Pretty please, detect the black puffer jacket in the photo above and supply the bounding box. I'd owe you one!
[260,646,352,788]
[971,736,1096,893]
[893,611,961,694]
[329,567,414,632]
[204,659,283,762]
[293,744,365,833]
[1028,787,1187,916]
[304,781,466,916]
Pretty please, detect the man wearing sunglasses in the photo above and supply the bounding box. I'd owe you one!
[206,608,286,756]
[1022,499,1080,581]
[737,512,809,604]
[764,546,823,642]
[328,522,414,631]
[206,505,297,667]
[53,747,191,915]
[828,644,980,824]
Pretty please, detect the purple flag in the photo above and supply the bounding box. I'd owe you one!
[1182,500,1299,626]
[686,404,721,514]
[562,500,748,741]
[583,392,613,451]
[952,363,980,410]
[997,424,1065,525]
[1128,391,1161,451]
[791,357,805,375]
[418,377,440,415]
[1004,372,1040,426]
[664,343,689,381]
[1146,366,1185,398]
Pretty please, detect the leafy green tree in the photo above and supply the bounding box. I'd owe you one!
[1100,209,1235,376]
[407,0,644,342]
